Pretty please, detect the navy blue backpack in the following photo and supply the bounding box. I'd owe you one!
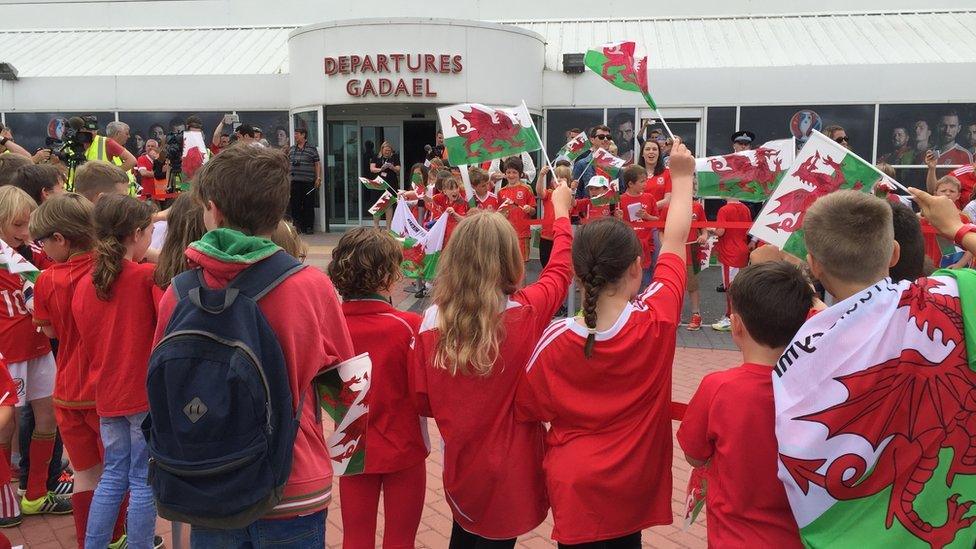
[144,250,305,528]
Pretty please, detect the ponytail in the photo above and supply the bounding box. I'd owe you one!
[572,217,642,358]
[91,194,154,301]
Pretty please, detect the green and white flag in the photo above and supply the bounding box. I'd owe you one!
[368,191,397,219]
[555,132,591,163]
[317,352,372,476]
[749,131,885,259]
[359,176,390,192]
[0,240,39,313]
[775,271,976,548]
[591,148,627,180]
[696,139,795,201]
[437,102,542,167]
[390,200,448,279]
[584,41,656,109]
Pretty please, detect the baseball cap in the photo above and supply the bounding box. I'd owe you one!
[731,130,756,144]
[586,175,610,188]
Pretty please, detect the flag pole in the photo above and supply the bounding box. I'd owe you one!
[458,163,474,201]
[523,100,556,178]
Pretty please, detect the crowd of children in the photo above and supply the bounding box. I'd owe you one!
[0,130,974,549]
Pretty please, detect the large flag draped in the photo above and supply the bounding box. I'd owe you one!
[584,41,656,109]
[437,103,542,167]
[696,139,795,201]
[390,200,448,279]
[749,131,885,258]
[317,353,372,476]
[774,272,976,548]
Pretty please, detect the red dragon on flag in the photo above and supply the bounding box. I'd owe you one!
[708,147,784,196]
[450,106,525,158]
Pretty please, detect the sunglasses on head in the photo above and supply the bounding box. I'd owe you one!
[594,134,611,140]
[834,136,849,144]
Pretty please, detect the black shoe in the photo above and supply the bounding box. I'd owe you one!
[414,289,428,299]
[716,284,726,293]
[0,514,22,528]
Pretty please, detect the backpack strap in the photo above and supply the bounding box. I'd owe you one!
[171,268,204,300]
[229,250,306,302]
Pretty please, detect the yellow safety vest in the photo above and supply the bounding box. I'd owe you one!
[66,136,136,195]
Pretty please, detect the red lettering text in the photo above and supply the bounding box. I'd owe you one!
[391,53,405,72]
[452,55,462,73]
[346,79,360,95]
[406,54,421,72]
[376,54,390,73]
[361,79,377,97]
[425,78,436,97]
[439,54,451,72]
[350,55,361,73]
[394,79,409,96]
[424,54,436,72]
[338,56,350,74]
[378,78,393,96]
[324,57,337,75]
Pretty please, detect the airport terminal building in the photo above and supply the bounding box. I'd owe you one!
[1,1,974,229]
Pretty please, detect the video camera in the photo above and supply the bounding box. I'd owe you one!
[48,115,98,169]
[163,130,184,193]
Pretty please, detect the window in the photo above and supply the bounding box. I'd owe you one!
[544,108,602,161]
[705,107,736,157]
[877,103,976,188]
[2,111,114,156]
[117,111,224,156]
[738,104,875,161]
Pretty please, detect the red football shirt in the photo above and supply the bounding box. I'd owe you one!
[646,169,672,204]
[498,183,536,238]
[574,197,613,224]
[949,165,976,209]
[539,189,555,241]
[470,191,500,212]
[619,192,658,268]
[32,252,95,408]
[677,363,803,548]
[662,201,707,266]
[410,218,574,539]
[72,260,161,417]
[715,201,752,268]
[340,298,428,473]
[429,193,469,243]
[515,253,686,543]
[0,268,49,364]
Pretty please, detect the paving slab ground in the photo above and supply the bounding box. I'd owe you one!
[6,231,738,548]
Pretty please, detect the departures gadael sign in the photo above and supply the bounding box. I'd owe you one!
[324,54,463,98]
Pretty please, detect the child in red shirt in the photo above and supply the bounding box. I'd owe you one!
[710,197,753,331]
[677,262,810,548]
[574,175,616,225]
[661,198,708,330]
[921,177,972,268]
[326,228,428,549]
[0,185,66,522]
[468,167,500,212]
[618,165,660,289]
[410,182,575,547]
[71,194,158,548]
[153,146,354,544]
[497,157,537,262]
[515,139,696,546]
[427,174,468,243]
[30,193,114,542]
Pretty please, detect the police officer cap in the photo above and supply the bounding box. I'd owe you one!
[731,130,755,144]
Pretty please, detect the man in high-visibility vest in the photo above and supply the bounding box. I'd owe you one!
[66,115,136,191]
[106,121,139,196]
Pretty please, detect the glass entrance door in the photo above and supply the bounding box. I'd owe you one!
[325,121,359,225]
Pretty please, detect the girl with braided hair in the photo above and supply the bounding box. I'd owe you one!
[515,138,697,548]
[410,181,574,548]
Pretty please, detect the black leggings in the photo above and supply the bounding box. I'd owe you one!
[539,237,554,268]
[449,522,517,549]
[558,532,642,549]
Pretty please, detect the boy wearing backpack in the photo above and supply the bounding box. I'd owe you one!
[151,146,355,546]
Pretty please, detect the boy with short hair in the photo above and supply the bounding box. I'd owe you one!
[498,158,537,262]
[153,145,355,546]
[710,197,752,331]
[72,161,129,204]
[921,176,972,268]
[468,167,499,211]
[618,164,659,287]
[678,262,811,547]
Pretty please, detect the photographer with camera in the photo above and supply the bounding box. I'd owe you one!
[63,116,136,190]
[425,130,446,162]
[211,114,237,155]
[0,123,33,159]
[288,127,321,234]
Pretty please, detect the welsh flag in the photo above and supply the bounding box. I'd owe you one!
[584,41,656,109]
[437,102,542,167]
[390,200,448,279]
[317,353,371,476]
[368,191,396,219]
[696,139,795,201]
[555,132,591,162]
[590,188,619,207]
[591,148,627,180]
[774,271,976,548]
[359,176,390,192]
[0,240,39,313]
[749,131,885,259]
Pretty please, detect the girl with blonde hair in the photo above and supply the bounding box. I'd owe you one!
[410,182,573,548]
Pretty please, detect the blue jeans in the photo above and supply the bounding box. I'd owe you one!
[86,412,156,549]
[190,510,327,548]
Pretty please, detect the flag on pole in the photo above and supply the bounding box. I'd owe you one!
[590,189,619,207]
[317,353,371,476]
[584,41,656,109]
[437,103,542,167]
[591,148,627,180]
[0,240,39,313]
[749,130,885,259]
[555,132,591,163]
[696,139,795,201]
[774,271,976,548]
[368,191,397,219]
[359,176,390,192]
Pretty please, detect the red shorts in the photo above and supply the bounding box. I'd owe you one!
[55,407,102,471]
